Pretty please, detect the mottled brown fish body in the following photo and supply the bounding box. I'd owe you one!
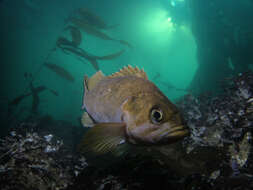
[82,66,189,147]
[84,76,164,123]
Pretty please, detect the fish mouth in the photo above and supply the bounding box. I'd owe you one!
[165,125,190,138]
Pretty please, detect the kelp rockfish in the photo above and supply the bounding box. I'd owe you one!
[79,65,189,155]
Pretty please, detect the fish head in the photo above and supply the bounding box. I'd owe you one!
[121,93,189,145]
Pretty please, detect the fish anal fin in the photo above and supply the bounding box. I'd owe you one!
[84,70,105,91]
[78,122,126,155]
[108,65,148,80]
[81,111,95,127]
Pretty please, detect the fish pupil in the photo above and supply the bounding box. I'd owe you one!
[151,109,163,123]
[154,111,161,121]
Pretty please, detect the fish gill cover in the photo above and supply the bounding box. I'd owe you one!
[0,0,253,190]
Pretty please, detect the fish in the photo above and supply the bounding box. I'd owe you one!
[79,65,189,155]
[44,62,75,82]
[77,7,119,30]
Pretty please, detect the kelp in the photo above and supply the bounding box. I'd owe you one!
[153,73,189,92]
[59,45,100,71]
[118,40,133,49]
[64,25,82,47]
[44,62,75,82]
[8,93,32,107]
[70,17,114,40]
[56,37,76,48]
[48,89,59,96]
[70,18,132,48]
[8,86,47,108]
[59,45,124,71]
[91,49,125,61]
[61,45,124,61]
[7,83,50,118]
[30,83,40,114]
[77,7,119,30]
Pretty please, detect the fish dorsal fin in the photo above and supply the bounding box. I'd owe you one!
[108,65,148,80]
[84,71,105,91]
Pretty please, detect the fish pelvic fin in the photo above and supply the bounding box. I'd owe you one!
[108,65,148,80]
[78,122,126,155]
[84,70,105,91]
[81,111,95,127]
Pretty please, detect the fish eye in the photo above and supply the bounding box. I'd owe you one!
[150,108,163,124]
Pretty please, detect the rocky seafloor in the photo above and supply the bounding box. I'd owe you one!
[1,72,253,190]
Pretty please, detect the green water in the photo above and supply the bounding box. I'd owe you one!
[1,0,197,125]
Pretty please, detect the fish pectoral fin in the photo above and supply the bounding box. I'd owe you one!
[81,112,95,127]
[78,122,126,155]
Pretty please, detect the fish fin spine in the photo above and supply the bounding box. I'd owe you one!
[85,71,105,91]
[108,65,148,80]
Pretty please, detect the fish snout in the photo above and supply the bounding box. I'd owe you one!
[165,124,190,139]
[126,122,189,145]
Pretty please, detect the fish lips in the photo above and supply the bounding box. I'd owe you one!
[129,125,190,146]
[161,125,190,143]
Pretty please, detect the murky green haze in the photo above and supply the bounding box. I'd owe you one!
[0,0,197,125]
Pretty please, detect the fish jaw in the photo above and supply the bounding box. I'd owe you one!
[162,124,190,143]
[125,121,189,145]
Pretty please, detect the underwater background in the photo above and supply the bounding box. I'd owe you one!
[0,0,199,128]
[1,0,253,190]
